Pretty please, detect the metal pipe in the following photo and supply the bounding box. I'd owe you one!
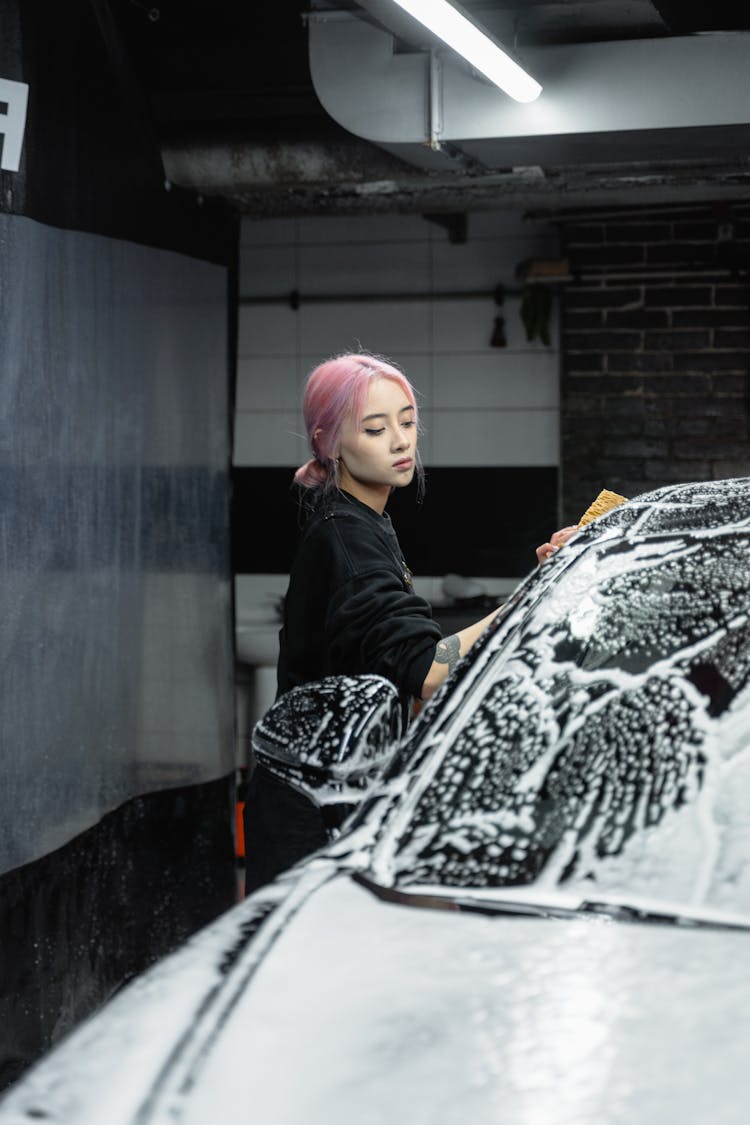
[239,285,513,308]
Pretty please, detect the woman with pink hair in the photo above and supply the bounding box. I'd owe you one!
[279,351,511,703]
[245,351,514,891]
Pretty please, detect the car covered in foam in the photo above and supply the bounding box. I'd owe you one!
[2,476,750,1125]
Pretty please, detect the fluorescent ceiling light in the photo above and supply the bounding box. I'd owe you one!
[390,0,542,103]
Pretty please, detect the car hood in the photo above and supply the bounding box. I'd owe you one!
[3,871,749,1125]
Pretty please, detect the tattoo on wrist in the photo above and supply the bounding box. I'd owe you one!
[435,634,461,674]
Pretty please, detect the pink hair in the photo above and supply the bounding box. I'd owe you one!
[293,353,421,491]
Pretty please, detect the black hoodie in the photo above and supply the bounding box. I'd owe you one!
[277,489,442,704]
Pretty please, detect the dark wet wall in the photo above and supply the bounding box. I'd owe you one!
[0,0,238,1086]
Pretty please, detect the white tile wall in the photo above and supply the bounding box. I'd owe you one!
[237,304,299,355]
[241,217,297,246]
[238,244,297,297]
[296,299,433,357]
[297,214,432,245]
[233,409,304,467]
[432,351,559,410]
[235,210,561,472]
[424,408,559,466]
[235,356,300,411]
[297,241,432,296]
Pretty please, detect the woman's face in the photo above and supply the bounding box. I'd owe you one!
[337,377,417,509]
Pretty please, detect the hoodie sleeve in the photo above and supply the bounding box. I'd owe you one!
[325,566,442,699]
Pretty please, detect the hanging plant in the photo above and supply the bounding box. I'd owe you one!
[520,283,552,346]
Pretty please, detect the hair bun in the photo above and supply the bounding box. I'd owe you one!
[293,458,329,488]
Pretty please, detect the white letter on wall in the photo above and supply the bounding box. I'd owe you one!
[0,78,29,172]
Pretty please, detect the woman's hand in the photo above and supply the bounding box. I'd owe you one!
[535,525,579,565]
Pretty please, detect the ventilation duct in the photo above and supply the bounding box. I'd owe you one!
[307,10,750,174]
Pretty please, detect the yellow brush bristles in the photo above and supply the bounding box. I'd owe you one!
[578,488,629,527]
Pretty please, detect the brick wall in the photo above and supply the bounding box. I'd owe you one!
[560,203,750,524]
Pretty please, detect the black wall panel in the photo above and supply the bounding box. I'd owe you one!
[0,778,235,1090]
[232,466,558,580]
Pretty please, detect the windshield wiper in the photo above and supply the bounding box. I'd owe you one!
[575,897,750,931]
[353,873,750,931]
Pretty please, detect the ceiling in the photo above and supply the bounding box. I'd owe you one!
[114,0,750,219]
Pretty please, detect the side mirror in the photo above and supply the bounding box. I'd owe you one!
[251,675,403,808]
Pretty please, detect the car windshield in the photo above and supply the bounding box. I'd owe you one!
[365,479,750,922]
